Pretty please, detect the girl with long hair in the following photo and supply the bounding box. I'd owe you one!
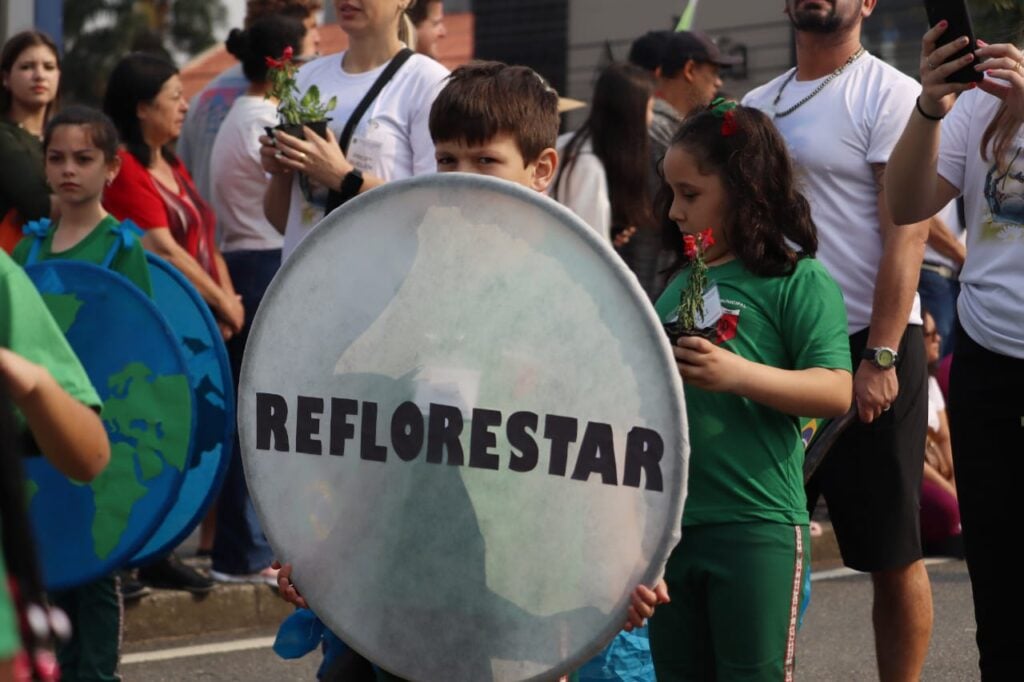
[885,21,1024,678]
[648,102,852,680]
[552,63,656,245]
[0,30,60,253]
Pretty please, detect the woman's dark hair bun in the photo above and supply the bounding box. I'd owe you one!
[225,28,250,60]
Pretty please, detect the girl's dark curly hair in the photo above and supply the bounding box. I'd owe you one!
[668,104,818,277]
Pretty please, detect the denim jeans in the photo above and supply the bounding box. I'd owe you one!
[211,249,281,575]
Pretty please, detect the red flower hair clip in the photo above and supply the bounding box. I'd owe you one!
[709,97,739,137]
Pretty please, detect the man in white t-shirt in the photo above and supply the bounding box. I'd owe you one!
[744,2,934,679]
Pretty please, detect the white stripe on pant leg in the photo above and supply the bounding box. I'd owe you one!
[784,525,804,682]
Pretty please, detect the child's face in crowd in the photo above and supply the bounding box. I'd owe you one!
[663,144,731,263]
[434,132,557,192]
[45,125,119,206]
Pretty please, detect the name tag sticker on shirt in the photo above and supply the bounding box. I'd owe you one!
[695,284,723,330]
[348,134,383,174]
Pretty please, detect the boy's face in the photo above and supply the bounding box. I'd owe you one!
[434,132,557,193]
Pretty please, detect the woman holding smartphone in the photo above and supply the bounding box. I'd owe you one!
[885,18,1024,678]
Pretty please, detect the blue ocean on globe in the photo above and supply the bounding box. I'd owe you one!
[130,254,234,566]
[24,261,193,591]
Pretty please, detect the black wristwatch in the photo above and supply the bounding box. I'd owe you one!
[862,346,899,370]
[338,168,364,202]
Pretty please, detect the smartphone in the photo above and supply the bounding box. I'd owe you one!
[923,0,984,83]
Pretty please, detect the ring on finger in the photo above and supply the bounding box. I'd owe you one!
[274,150,283,160]
[926,58,936,70]
[297,151,307,162]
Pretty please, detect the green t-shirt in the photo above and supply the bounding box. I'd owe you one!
[12,216,153,297]
[655,257,851,526]
[0,251,101,413]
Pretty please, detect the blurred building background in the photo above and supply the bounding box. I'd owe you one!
[1,0,1021,112]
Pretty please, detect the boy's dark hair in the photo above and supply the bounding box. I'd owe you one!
[1,30,61,120]
[429,61,560,165]
[226,14,307,83]
[668,104,818,277]
[43,105,120,160]
[103,52,179,168]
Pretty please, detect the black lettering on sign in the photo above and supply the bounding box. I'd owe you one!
[507,411,539,473]
[469,408,502,470]
[295,396,325,455]
[426,403,464,466]
[256,392,289,452]
[329,398,358,456]
[544,415,578,477]
[361,401,387,462]
[571,422,617,486]
[391,401,425,462]
[623,427,664,492]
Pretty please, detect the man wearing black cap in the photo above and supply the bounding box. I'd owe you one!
[626,30,738,298]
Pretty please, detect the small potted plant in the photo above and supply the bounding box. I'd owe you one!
[265,46,336,139]
[664,228,718,344]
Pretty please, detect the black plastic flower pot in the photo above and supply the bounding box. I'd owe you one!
[272,119,330,140]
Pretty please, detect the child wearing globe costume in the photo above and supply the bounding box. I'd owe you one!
[12,106,153,682]
[1,242,109,681]
[649,100,852,681]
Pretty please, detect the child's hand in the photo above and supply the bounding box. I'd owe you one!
[624,580,669,631]
[0,348,48,401]
[673,336,744,392]
[272,560,308,609]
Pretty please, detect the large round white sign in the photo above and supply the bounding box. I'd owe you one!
[239,173,688,681]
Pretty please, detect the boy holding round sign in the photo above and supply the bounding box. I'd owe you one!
[270,61,670,682]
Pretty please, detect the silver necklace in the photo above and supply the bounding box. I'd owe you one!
[766,46,865,120]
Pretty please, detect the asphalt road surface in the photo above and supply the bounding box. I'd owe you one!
[122,559,978,681]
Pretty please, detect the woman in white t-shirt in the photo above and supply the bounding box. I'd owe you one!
[886,24,1024,678]
[259,0,449,261]
[551,63,656,247]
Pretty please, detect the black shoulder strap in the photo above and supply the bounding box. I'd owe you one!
[325,48,415,213]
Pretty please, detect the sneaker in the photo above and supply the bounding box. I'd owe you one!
[210,566,279,587]
[138,554,216,594]
[118,571,151,602]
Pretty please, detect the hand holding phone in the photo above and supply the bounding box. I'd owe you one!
[923,0,984,83]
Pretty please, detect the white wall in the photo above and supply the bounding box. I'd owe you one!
[566,0,793,105]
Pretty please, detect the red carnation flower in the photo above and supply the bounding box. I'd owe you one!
[683,234,698,259]
[721,110,738,137]
[700,228,715,248]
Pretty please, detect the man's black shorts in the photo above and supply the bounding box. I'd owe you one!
[806,325,928,572]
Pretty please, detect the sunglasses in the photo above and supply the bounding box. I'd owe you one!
[924,328,940,339]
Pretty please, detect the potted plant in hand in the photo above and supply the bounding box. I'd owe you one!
[265,46,336,139]
[664,228,719,344]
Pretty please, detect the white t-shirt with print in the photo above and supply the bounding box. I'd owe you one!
[938,88,1024,359]
[282,51,449,261]
[744,53,922,334]
[551,133,612,241]
[211,95,283,252]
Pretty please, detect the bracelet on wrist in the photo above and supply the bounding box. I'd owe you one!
[915,96,944,122]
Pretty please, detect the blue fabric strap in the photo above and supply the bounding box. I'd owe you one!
[100,219,143,269]
[21,219,51,267]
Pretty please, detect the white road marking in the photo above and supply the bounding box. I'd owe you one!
[121,636,276,664]
[811,558,952,582]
